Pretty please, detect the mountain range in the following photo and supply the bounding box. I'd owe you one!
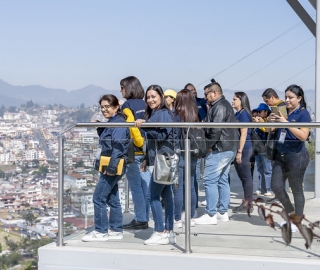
[0,79,315,112]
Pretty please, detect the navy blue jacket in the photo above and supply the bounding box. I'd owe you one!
[196,97,207,121]
[142,109,179,166]
[98,114,130,175]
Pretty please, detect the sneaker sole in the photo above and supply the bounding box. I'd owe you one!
[123,225,148,230]
[108,235,123,240]
[194,221,217,225]
[144,240,170,245]
[82,238,109,242]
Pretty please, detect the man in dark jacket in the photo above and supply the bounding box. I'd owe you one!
[195,82,238,225]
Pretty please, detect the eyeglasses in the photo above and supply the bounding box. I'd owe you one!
[100,105,112,110]
[204,90,213,97]
[165,95,175,99]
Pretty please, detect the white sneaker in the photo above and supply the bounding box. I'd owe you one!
[216,212,229,222]
[144,232,169,245]
[168,231,176,244]
[174,220,183,228]
[280,221,299,233]
[201,200,207,206]
[254,190,262,195]
[108,230,123,240]
[190,219,196,227]
[82,230,109,242]
[194,214,217,225]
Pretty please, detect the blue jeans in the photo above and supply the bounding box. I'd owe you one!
[148,172,174,232]
[195,159,201,208]
[93,173,123,233]
[173,156,197,220]
[126,155,151,222]
[203,150,236,215]
[271,150,309,217]
[234,147,253,203]
[255,153,272,193]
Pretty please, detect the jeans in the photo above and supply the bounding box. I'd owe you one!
[234,147,253,203]
[126,155,151,222]
[93,173,123,233]
[173,155,197,220]
[148,172,174,232]
[255,153,272,193]
[271,150,309,217]
[203,150,236,215]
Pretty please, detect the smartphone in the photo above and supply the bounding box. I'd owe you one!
[270,105,288,119]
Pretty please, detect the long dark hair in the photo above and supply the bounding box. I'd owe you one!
[144,85,170,120]
[99,94,127,119]
[234,91,252,117]
[175,89,199,122]
[120,76,145,99]
[285,84,307,109]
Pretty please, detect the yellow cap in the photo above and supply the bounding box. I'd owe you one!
[164,89,177,99]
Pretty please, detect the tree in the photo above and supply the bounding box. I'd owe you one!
[8,106,16,113]
[21,211,37,226]
[26,100,34,108]
[75,160,84,167]
[38,165,49,175]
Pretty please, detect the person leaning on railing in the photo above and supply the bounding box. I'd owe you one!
[120,76,151,230]
[267,84,311,233]
[134,84,179,246]
[82,94,130,242]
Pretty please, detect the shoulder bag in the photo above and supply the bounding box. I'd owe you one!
[251,129,266,155]
[266,129,277,160]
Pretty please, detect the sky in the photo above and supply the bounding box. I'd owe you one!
[0,0,316,97]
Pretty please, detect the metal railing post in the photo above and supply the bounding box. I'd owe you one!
[184,136,192,253]
[123,175,131,213]
[57,134,64,246]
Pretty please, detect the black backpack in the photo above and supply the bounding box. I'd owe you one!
[182,128,207,159]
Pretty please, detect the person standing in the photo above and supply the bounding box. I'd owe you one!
[164,89,177,112]
[135,85,178,245]
[173,89,199,228]
[185,83,208,209]
[252,103,274,196]
[194,81,238,225]
[261,88,286,204]
[82,95,130,242]
[120,76,151,230]
[231,92,254,213]
[268,84,311,232]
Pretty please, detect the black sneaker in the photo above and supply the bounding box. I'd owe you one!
[123,219,148,230]
[265,197,280,205]
[232,203,254,213]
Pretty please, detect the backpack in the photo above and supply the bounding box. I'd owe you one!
[182,128,207,159]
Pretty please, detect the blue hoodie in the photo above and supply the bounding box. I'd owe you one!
[97,114,130,175]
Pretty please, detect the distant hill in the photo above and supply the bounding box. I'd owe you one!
[0,79,315,112]
[0,79,121,107]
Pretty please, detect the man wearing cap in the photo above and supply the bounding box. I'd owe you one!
[261,88,286,204]
[252,103,274,197]
[164,89,177,111]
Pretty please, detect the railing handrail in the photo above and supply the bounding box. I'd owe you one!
[73,121,319,130]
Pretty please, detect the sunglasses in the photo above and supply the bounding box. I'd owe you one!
[165,95,175,99]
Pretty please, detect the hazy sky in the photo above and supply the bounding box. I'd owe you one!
[0,0,316,96]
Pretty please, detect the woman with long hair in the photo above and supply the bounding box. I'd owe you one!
[120,76,151,230]
[135,85,179,245]
[82,94,130,242]
[268,84,311,232]
[231,91,254,213]
[173,89,199,228]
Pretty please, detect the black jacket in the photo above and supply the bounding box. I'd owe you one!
[205,95,239,152]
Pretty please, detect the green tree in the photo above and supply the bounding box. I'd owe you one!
[0,242,2,253]
[75,160,84,167]
[32,159,40,167]
[21,211,37,226]
[38,165,49,175]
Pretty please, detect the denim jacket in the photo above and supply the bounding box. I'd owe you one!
[142,109,179,166]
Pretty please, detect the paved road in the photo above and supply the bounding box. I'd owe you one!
[33,129,55,160]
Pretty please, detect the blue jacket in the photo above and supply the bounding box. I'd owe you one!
[142,109,179,166]
[98,114,130,175]
[196,97,207,121]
